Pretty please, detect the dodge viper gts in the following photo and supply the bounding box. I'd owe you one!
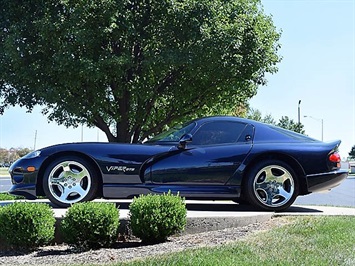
[9,116,348,211]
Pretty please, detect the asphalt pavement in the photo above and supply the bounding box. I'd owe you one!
[294,175,355,207]
[0,176,11,192]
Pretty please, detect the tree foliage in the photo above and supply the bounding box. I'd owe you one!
[0,147,32,165]
[349,145,355,159]
[244,108,305,134]
[245,107,276,125]
[0,0,281,142]
[277,116,305,134]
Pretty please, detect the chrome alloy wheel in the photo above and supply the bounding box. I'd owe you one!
[48,160,92,205]
[253,165,295,208]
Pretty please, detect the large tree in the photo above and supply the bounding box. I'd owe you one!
[0,0,281,143]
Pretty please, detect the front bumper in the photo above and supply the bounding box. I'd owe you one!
[306,169,348,193]
[8,157,42,200]
[9,184,37,199]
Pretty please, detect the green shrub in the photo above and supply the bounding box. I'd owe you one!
[0,192,25,200]
[0,192,16,201]
[0,202,55,250]
[129,192,187,243]
[61,202,119,250]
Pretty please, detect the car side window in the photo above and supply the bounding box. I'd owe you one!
[192,121,246,145]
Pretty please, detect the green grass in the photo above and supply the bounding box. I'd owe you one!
[119,216,355,266]
[0,167,10,176]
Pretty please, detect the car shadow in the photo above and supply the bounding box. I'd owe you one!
[185,202,260,212]
[109,201,324,213]
[106,201,267,212]
[285,205,323,213]
[183,202,324,213]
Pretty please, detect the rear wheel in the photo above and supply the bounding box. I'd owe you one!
[42,156,99,208]
[244,160,298,211]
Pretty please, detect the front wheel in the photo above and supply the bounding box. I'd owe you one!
[42,156,99,208]
[244,160,299,211]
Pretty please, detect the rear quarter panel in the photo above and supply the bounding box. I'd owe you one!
[245,141,339,175]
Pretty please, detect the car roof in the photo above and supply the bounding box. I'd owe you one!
[192,115,256,125]
[192,116,318,143]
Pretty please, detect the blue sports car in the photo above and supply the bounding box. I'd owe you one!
[9,116,348,211]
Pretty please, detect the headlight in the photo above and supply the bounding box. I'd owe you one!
[23,150,41,159]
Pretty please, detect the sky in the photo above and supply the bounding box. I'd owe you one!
[249,0,355,158]
[0,0,354,159]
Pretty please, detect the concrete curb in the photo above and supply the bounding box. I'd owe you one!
[53,212,273,244]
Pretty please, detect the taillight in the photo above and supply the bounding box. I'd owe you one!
[329,152,341,163]
[329,152,341,169]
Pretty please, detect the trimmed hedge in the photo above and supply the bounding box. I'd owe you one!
[0,192,25,201]
[129,192,187,243]
[0,192,16,201]
[61,202,120,250]
[0,202,55,250]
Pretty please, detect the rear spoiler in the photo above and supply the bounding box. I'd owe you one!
[323,140,341,151]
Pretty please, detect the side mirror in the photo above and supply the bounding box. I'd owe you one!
[178,134,192,149]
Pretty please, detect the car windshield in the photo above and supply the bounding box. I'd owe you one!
[145,122,196,143]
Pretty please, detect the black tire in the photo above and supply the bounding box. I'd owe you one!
[42,156,99,208]
[232,197,250,205]
[244,160,299,211]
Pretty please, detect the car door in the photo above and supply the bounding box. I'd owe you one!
[149,121,253,185]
